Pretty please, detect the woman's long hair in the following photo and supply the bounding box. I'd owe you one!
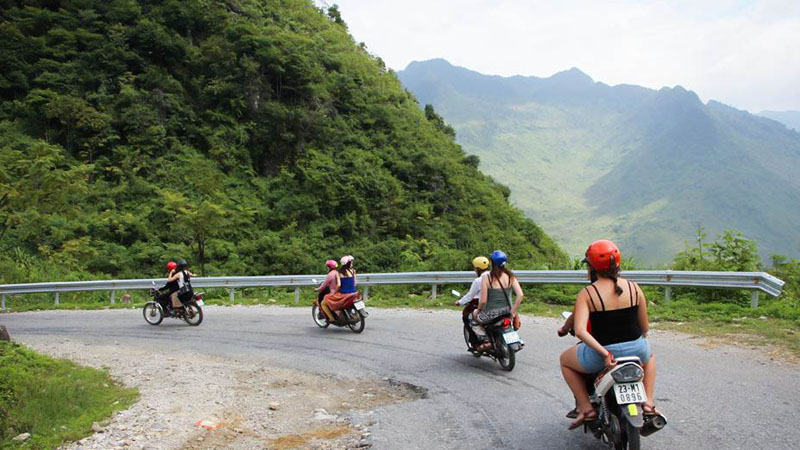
[587,255,623,295]
[489,265,515,286]
[338,261,353,276]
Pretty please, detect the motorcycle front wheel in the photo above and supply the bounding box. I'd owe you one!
[495,337,515,371]
[183,302,203,326]
[143,302,163,325]
[348,309,366,333]
[312,304,329,328]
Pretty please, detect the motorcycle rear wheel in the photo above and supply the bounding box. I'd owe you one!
[624,418,641,450]
[143,302,163,325]
[495,338,515,371]
[312,304,330,328]
[183,302,203,326]
[348,310,366,333]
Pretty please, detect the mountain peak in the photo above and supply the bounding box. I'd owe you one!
[404,58,453,71]
[658,85,701,104]
[548,67,594,85]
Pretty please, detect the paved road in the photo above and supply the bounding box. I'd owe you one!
[3,306,799,449]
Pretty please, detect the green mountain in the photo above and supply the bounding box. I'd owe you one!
[398,59,800,264]
[759,110,800,132]
[0,1,566,283]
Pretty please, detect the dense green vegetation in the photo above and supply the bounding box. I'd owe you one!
[0,0,567,285]
[0,341,138,448]
[398,59,800,265]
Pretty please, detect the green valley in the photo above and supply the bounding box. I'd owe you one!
[398,59,800,264]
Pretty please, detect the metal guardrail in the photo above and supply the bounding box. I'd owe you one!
[0,270,785,310]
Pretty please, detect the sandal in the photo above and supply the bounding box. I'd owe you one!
[568,410,598,430]
[475,342,492,352]
[643,403,662,416]
[565,407,579,419]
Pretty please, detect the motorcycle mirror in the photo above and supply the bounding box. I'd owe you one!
[561,311,572,320]
[451,290,461,297]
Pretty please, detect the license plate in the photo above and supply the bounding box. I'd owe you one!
[502,331,520,344]
[196,300,204,306]
[354,301,365,310]
[614,382,647,404]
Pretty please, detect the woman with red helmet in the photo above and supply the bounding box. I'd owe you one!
[164,261,181,311]
[559,240,660,429]
[315,259,339,308]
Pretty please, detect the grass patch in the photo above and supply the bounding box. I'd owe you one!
[0,341,138,449]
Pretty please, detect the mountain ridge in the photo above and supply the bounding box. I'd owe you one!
[398,59,800,263]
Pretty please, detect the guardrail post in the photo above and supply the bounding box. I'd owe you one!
[431,284,437,300]
[1,295,5,310]
[294,287,300,304]
[664,287,672,303]
[364,286,369,302]
[229,288,235,303]
[110,290,116,304]
[54,292,59,306]
[750,291,759,309]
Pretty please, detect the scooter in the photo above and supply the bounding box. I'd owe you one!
[453,290,523,371]
[561,312,666,449]
[311,279,368,333]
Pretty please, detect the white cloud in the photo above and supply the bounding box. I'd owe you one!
[323,0,800,112]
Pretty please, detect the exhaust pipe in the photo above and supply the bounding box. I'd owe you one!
[639,414,667,437]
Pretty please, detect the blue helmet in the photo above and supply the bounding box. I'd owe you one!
[490,250,508,267]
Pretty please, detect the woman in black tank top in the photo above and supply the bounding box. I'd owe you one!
[558,240,660,429]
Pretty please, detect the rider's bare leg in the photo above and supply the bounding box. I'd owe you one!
[642,354,660,414]
[321,300,335,321]
[560,346,594,420]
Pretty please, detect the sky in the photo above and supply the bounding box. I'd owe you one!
[317,0,800,113]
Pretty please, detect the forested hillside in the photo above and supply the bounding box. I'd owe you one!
[399,59,800,264]
[0,0,567,283]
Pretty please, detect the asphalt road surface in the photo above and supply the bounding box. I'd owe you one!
[3,306,799,449]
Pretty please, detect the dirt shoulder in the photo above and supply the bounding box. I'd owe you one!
[18,338,423,450]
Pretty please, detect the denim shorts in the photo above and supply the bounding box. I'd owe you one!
[577,336,651,373]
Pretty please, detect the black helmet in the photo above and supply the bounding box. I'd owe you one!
[177,259,189,269]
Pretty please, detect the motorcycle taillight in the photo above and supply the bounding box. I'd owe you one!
[503,318,511,327]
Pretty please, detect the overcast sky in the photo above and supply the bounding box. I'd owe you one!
[319,0,800,113]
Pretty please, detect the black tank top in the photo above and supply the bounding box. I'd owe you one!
[587,280,642,346]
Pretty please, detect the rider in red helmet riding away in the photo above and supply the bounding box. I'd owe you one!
[456,256,491,348]
[315,259,339,308]
[559,240,660,429]
[165,261,180,311]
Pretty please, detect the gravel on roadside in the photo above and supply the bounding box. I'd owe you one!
[19,338,422,450]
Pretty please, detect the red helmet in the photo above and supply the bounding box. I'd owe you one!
[166,261,178,271]
[325,259,338,270]
[584,240,621,272]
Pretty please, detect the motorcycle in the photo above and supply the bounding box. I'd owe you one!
[311,279,368,333]
[143,282,204,326]
[453,290,523,371]
[560,312,667,449]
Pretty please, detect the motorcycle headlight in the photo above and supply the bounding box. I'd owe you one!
[611,363,644,383]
